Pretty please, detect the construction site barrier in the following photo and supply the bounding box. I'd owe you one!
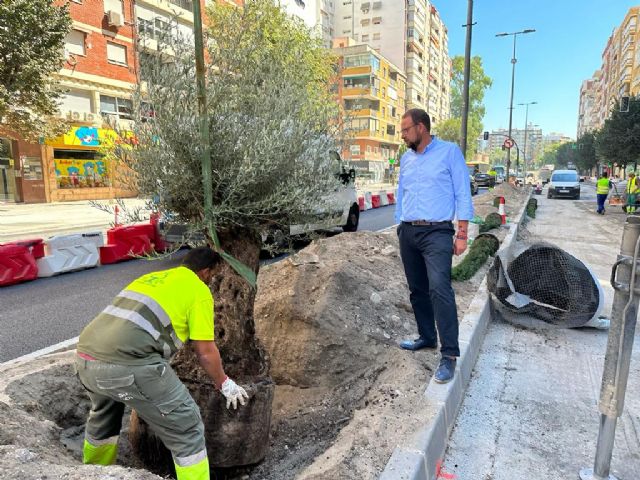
[36,233,104,277]
[0,239,44,286]
[364,192,373,210]
[371,194,381,209]
[387,192,396,205]
[99,224,156,265]
[379,190,389,207]
[358,196,365,212]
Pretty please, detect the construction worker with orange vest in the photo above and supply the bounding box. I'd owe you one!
[75,247,248,480]
[596,172,612,215]
[626,172,639,213]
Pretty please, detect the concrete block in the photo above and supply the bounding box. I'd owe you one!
[379,448,427,480]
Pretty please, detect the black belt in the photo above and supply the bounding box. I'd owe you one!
[402,220,452,226]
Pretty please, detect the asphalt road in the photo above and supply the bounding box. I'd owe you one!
[0,205,404,362]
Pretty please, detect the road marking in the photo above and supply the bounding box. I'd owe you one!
[0,336,79,367]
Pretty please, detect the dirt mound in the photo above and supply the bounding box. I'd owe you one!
[0,354,163,480]
[247,229,487,479]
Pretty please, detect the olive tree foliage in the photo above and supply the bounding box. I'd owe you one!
[0,0,71,140]
[125,0,343,238]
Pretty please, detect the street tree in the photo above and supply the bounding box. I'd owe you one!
[596,96,640,174]
[122,0,343,471]
[449,55,492,159]
[575,131,598,174]
[0,0,71,140]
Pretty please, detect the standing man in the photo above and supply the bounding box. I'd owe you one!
[76,247,248,480]
[626,172,638,214]
[395,108,474,384]
[596,171,612,215]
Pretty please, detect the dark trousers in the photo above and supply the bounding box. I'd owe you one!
[597,194,608,213]
[398,222,460,357]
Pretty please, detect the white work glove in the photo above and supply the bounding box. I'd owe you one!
[221,377,249,410]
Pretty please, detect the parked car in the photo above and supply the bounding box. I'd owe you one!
[474,172,495,187]
[470,175,479,195]
[547,169,580,199]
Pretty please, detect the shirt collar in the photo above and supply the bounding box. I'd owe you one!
[413,135,438,155]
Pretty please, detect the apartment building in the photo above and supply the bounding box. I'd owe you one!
[0,0,213,203]
[578,7,639,134]
[333,38,406,182]
[332,0,450,126]
[577,76,599,138]
[278,0,338,48]
[486,126,543,167]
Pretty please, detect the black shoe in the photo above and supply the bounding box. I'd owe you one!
[434,356,457,384]
[400,337,437,351]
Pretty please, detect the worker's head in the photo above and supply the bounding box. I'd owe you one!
[401,109,431,151]
[630,173,636,178]
[183,246,221,285]
[602,172,608,178]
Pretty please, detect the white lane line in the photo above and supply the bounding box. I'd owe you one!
[0,336,79,367]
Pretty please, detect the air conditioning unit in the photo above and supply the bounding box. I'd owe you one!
[107,10,124,27]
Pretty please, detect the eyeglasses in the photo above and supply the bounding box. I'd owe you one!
[401,124,419,135]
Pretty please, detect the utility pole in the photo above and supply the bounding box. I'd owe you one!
[580,216,640,480]
[460,0,475,156]
[518,101,537,185]
[192,0,213,222]
[496,29,535,182]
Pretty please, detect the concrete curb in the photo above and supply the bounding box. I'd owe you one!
[379,192,532,480]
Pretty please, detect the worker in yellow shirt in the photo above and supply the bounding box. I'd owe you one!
[627,172,639,213]
[75,247,248,480]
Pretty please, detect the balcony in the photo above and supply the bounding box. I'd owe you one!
[342,86,380,99]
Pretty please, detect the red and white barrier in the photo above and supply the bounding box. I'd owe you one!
[379,190,389,207]
[364,192,373,210]
[37,232,104,277]
[498,196,506,224]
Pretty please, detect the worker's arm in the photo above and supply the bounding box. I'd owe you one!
[192,340,227,389]
[192,340,249,409]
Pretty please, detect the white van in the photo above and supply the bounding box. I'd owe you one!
[547,169,580,199]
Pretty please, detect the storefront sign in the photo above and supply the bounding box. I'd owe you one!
[47,126,136,148]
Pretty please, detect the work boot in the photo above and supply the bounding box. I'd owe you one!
[434,356,456,384]
[399,337,437,351]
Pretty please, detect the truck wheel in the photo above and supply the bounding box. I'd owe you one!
[343,203,360,232]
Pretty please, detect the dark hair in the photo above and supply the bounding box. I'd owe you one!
[402,108,431,132]
[182,246,221,272]
[602,172,608,178]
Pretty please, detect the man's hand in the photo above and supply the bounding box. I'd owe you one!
[453,237,467,256]
[221,377,249,410]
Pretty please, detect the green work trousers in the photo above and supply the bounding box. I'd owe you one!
[75,355,209,480]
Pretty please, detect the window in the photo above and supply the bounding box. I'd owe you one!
[367,145,372,152]
[362,34,369,41]
[59,89,93,113]
[372,17,381,25]
[373,32,381,40]
[350,144,361,155]
[100,95,132,120]
[104,0,123,15]
[138,17,173,41]
[361,18,370,26]
[382,107,386,117]
[106,42,127,65]
[374,147,379,154]
[65,30,86,56]
[343,15,352,20]
[167,0,191,9]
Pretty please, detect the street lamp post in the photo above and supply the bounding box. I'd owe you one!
[518,101,537,185]
[496,29,535,182]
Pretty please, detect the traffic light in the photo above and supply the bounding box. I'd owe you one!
[483,131,489,140]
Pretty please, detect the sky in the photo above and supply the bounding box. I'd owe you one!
[435,0,640,139]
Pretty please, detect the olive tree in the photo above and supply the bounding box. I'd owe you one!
[123,0,343,472]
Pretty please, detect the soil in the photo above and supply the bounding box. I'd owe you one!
[0,186,530,480]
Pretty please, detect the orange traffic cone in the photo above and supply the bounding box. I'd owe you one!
[498,196,506,224]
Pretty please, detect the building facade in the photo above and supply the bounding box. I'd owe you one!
[0,0,208,203]
[485,126,543,169]
[333,38,406,182]
[578,7,639,134]
[332,0,450,126]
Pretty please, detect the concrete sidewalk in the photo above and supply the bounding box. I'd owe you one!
[0,198,150,243]
[442,190,640,479]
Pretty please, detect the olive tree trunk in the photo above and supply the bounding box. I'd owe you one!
[129,228,273,473]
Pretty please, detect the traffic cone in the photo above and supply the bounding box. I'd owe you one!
[498,196,506,225]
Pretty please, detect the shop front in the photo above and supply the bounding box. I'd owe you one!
[45,125,137,202]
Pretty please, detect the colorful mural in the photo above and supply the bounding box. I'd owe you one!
[54,158,110,189]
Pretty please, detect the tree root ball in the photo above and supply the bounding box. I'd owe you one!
[129,377,274,475]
